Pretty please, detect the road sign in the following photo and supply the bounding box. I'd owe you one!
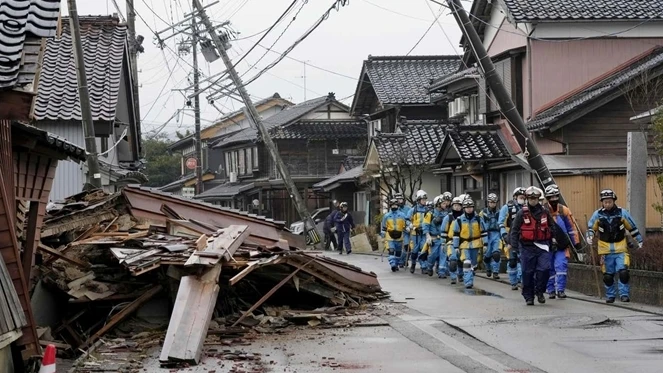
[185,157,197,170]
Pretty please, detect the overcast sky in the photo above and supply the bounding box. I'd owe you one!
[64,0,464,137]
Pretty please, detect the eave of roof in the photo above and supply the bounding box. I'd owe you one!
[12,121,87,162]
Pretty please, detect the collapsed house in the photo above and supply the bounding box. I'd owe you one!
[35,185,384,366]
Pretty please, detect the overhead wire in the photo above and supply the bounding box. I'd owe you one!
[406,6,444,55]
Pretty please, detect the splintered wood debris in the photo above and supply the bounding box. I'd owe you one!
[36,188,386,367]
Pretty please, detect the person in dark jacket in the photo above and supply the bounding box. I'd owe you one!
[510,186,569,306]
[335,202,355,254]
[323,200,340,251]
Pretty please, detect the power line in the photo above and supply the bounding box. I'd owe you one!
[361,0,437,23]
[407,6,444,55]
[254,43,356,80]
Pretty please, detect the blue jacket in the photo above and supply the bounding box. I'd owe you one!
[335,210,355,233]
[498,201,522,238]
[481,207,501,232]
[324,209,339,232]
[427,208,445,237]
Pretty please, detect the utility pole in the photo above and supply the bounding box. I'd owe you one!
[192,0,322,246]
[444,0,561,201]
[126,0,141,126]
[68,0,102,188]
[192,9,203,194]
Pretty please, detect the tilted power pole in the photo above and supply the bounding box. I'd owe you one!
[444,0,562,202]
[191,9,203,193]
[68,0,102,188]
[191,0,322,245]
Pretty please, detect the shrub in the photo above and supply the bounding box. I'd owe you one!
[354,224,379,250]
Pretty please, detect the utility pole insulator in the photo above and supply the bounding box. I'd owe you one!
[192,0,323,248]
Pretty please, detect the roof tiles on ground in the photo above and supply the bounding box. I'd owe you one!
[33,16,126,121]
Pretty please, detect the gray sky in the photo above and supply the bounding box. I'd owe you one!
[65,0,464,136]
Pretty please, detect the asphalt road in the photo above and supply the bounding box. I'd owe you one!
[334,252,663,373]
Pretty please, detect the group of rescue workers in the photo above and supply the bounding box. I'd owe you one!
[379,186,644,306]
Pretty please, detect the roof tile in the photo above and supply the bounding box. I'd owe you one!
[374,122,446,165]
[33,16,126,121]
[503,0,663,21]
[270,121,366,140]
[448,128,510,161]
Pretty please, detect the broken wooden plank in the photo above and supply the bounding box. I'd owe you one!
[185,225,249,267]
[160,266,221,364]
[39,340,71,350]
[101,216,119,233]
[195,234,208,251]
[43,225,100,266]
[38,244,90,269]
[81,285,162,349]
[232,258,316,328]
[228,256,284,286]
[124,249,162,265]
[91,232,129,237]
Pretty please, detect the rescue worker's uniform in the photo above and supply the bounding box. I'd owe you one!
[425,196,447,277]
[451,199,487,289]
[499,188,526,289]
[544,185,580,299]
[480,193,502,279]
[441,197,464,283]
[381,199,407,272]
[587,189,643,303]
[397,196,412,268]
[409,197,431,274]
[510,187,567,306]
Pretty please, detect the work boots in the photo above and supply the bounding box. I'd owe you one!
[606,297,616,304]
[549,292,556,300]
[492,273,500,280]
[620,295,630,302]
[410,262,416,274]
[537,293,546,304]
[526,299,534,306]
[557,291,567,299]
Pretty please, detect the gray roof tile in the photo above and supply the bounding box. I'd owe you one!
[363,55,461,105]
[33,16,126,121]
[194,181,255,199]
[528,47,663,131]
[429,66,479,92]
[503,0,663,21]
[270,120,366,140]
[215,94,342,147]
[313,166,363,189]
[374,122,446,165]
[12,121,86,161]
[342,155,365,170]
[447,127,510,161]
[0,0,62,89]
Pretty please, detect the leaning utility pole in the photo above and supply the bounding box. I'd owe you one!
[126,0,141,127]
[192,0,322,245]
[445,0,561,200]
[191,10,203,194]
[68,0,102,188]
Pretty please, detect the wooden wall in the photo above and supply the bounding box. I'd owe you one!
[554,174,662,231]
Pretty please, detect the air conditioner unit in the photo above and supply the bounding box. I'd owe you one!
[229,172,237,183]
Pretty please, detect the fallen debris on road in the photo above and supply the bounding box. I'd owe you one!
[33,186,385,368]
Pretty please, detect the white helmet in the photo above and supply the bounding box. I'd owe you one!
[457,193,469,202]
[442,192,453,201]
[415,190,428,201]
[451,197,463,205]
[487,193,498,203]
[433,195,444,206]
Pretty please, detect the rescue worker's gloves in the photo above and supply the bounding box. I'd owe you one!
[406,226,411,233]
[501,233,507,241]
[426,234,432,247]
[638,242,643,249]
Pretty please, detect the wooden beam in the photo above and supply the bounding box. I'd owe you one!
[81,285,162,349]
[231,258,315,328]
[22,203,39,293]
[37,244,90,269]
[185,225,249,267]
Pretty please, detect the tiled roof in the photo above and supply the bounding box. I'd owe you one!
[357,55,461,107]
[195,182,255,199]
[342,155,365,170]
[503,0,663,22]
[0,0,62,89]
[313,166,363,190]
[528,47,663,131]
[215,94,341,147]
[270,121,366,140]
[429,66,479,92]
[11,121,86,161]
[33,16,127,121]
[447,127,510,161]
[374,123,445,166]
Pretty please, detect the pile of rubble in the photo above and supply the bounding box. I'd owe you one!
[34,186,385,367]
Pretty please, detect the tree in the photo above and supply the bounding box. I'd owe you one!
[175,129,192,140]
[374,134,429,205]
[143,133,181,187]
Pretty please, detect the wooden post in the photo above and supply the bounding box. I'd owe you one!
[627,131,647,239]
[22,202,39,288]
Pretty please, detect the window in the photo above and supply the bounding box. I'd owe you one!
[469,94,479,124]
[369,119,382,137]
[252,147,259,169]
[225,153,231,177]
[245,148,252,174]
[238,149,245,175]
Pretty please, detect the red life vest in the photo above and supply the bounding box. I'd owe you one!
[520,206,552,242]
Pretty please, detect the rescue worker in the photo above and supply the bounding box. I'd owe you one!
[499,187,526,290]
[381,199,407,272]
[442,196,464,282]
[426,200,434,212]
[587,189,643,303]
[430,192,454,274]
[441,192,453,213]
[396,193,412,268]
[408,190,431,274]
[544,185,581,299]
[323,200,340,251]
[510,187,567,306]
[480,193,502,279]
[451,198,487,289]
[334,202,355,254]
[424,195,447,277]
